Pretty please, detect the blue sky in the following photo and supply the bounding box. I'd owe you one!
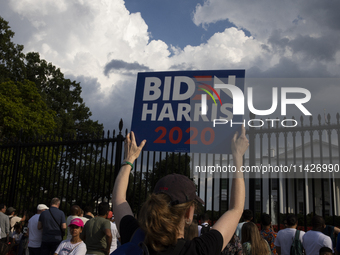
[1,0,340,133]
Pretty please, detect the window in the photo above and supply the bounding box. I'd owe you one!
[255,179,261,190]
[221,179,228,189]
[299,202,304,214]
[272,179,278,190]
[255,201,261,212]
[298,179,304,191]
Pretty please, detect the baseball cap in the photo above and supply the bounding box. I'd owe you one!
[7,207,16,214]
[69,218,84,228]
[37,204,49,210]
[153,174,204,205]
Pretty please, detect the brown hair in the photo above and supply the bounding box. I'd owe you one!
[70,205,81,216]
[138,193,195,252]
[241,222,270,255]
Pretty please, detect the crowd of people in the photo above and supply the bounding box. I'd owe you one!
[222,210,339,255]
[0,128,339,255]
[0,201,120,255]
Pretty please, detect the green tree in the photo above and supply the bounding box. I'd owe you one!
[25,52,103,136]
[0,79,56,139]
[0,16,103,137]
[0,17,26,83]
[0,16,104,212]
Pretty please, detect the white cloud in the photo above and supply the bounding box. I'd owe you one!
[193,0,301,40]
[169,27,268,71]
[192,0,340,76]
[10,0,68,20]
[8,0,159,92]
[3,0,340,131]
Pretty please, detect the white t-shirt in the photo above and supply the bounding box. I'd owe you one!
[10,216,22,232]
[109,222,120,254]
[274,228,305,255]
[55,240,87,255]
[197,225,202,236]
[10,231,23,243]
[303,230,333,255]
[28,214,43,248]
[235,222,246,238]
[66,216,89,240]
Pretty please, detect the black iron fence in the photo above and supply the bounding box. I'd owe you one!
[1,114,340,229]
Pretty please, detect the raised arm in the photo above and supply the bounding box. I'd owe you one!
[212,125,249,250]
[112,131,146,231]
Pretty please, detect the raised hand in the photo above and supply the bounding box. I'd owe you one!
[231,125,249,159]
[124,131,146,163]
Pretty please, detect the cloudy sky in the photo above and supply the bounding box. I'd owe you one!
[1,0,340,132]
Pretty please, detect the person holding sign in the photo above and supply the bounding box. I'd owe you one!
[112,126,248,254]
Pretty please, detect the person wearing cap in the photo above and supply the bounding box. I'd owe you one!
[6,206,26,234]
[54,218,86,255]
[106,211,120,253]
[112,128,249,254]
[0,203,10,243]
[66,205,89,240]
[27,204,49,255]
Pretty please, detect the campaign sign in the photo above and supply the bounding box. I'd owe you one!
[131,70,245,154]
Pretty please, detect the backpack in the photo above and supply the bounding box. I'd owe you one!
[111,228,186,255]
[200,224,210,236]
[290,230,303,255]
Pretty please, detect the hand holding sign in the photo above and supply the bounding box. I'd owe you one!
[131,70,245,154]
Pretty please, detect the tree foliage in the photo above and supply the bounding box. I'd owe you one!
[25,52,103,135]
[0,80,56,139]
[0,16,105,212]
[0,17,26,83]
[0,16,103,138]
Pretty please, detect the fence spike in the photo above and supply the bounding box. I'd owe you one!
[318,114,321,125]
[119,119,123,134]
[337,113,340,124]
[309,116,313,126]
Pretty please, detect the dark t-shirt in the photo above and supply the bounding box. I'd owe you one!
[120,215,223,255]
[39,207,66,242]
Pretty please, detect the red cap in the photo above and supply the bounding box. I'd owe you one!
[154,174,204,205]
[69,218,84,227]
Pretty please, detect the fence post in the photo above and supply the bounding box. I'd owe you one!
[248,113,256,215]
[114,119,125,182]
[9,131,22,207]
